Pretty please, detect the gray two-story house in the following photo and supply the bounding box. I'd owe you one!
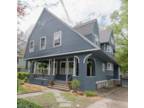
[24,8,120,90]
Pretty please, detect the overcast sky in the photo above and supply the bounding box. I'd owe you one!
[20,0,121,32]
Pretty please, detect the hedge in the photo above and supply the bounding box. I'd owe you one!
[17,72,30,82]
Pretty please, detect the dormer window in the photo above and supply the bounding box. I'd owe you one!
[53,31,62,47]
[107,45,113,53]
[29,40,34,53]
[40,36,46,50]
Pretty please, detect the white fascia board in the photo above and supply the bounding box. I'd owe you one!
[24,48,99,60]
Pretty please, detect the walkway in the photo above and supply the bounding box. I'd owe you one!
[17,89,72,108]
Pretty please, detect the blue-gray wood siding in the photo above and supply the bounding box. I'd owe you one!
[24,8,97,60]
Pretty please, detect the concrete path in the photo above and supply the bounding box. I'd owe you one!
[17,88,72,108]
[87,87,128,108]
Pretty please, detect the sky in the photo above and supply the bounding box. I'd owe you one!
[19,0,121,33]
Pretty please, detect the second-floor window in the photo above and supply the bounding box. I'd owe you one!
[53,31,62,47]
[29,40,34,52]
[40,36,46,50]
[102,63,106,72]
[107,62,113,71]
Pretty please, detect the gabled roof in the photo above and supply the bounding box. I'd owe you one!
[73,19,98,35]
[44,8,99,49]
[24,8,101,60]
[99,29,112,43]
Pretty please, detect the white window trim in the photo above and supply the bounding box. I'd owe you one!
[53,31,62,47]
[107,62,113,71]
[106,45,113,53]
[102,63,105,72]
[29,40,34,53]
[40,36,46,50]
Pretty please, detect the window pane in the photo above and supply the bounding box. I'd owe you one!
[40,37,46,49]
[54,31,61,47]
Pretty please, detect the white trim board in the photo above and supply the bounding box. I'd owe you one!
[24,48,99,60]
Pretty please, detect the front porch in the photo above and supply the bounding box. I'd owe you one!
[28,56,80,86]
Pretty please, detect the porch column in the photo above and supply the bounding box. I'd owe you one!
[53,58,55,75]
[47,59,51,75]
[30,61,35,73]
[66,58,69,83]
[73,57,76,76]
[34,61,37,74]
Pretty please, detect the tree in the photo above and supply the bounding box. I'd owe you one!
[17,0,31,55]
[110,0,128,74]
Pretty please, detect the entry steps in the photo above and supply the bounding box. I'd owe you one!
[48,80,70,91]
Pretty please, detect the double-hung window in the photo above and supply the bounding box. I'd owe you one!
[29,40,34,52]
[107,62,113,71]
[40,36,46,50]
[53,31,62,47]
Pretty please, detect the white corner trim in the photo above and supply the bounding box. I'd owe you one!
[83,53,92,63]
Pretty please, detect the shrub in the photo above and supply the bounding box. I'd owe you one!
[68,81,72,89]
[17,99,43,108]
[71,80,80,91]
[18,72,30,82]
[84,91,97,97]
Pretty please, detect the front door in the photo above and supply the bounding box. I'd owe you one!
[55,61,66,80]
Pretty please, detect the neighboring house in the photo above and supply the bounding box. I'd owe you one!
[24,8,120,90]
[17,50,26,72]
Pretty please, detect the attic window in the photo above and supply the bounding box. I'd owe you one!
[53,31,62,47]
[40,36,46,50]
[29,40,34,52]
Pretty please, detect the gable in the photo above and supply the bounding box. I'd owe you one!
[24,8,99,60]
[73,20,100,46]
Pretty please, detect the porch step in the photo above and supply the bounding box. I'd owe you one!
[48,81,70,91]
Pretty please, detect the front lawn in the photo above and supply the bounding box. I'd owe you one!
[17,83,47,94]
[61,92,100,108]
[23,92,101,108]
[17,98,43,108]
[25,92,58,108]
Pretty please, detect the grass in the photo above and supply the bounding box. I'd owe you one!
[61,92,98,108]
[17,98,43,108]
[17,83,47,94]
[25,92,58,108]
[84,91,97,97]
